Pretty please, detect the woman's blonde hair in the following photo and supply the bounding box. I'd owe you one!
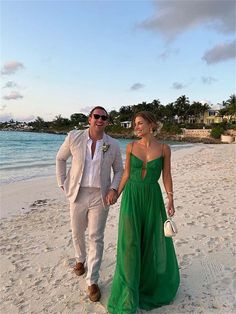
[132,111,158,132]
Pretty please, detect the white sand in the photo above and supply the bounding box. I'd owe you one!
[0,144,235,313]
[0,177,66,219]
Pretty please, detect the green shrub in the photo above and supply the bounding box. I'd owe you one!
[210,126,224,139]
[184,123,205,129]
[162,123,182,134]
[226,124,236,130]
[106,124,128,133]
[211,122,228,130]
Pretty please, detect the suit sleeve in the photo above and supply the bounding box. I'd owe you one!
[110,143,123,190]
[56,132,72,187]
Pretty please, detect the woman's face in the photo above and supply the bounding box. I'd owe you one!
[134,116,151,137]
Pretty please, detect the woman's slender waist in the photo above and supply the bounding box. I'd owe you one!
[128,178,159,185]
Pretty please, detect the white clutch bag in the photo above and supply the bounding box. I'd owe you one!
[164,217,178,237]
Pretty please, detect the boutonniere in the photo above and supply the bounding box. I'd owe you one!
[102,143,110,153]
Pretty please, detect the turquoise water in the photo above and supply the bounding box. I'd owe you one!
[0,131,193,184]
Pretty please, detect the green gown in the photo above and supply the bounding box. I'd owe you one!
[107,153,180,314]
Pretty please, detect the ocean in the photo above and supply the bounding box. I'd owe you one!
[0,131,193,185]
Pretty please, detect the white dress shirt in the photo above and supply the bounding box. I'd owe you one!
[80,136,103,188]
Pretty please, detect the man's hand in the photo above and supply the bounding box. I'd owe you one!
[105,189,118,206]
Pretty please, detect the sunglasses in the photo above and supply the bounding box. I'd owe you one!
[93,114,108,121]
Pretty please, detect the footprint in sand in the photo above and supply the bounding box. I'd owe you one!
[29,199,49,209]
[106,243,115,252]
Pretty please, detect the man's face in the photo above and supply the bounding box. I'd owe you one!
[88,108,109,133]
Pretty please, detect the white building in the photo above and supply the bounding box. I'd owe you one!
[121,121,132,128]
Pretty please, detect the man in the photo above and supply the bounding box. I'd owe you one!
[56,106,123,302]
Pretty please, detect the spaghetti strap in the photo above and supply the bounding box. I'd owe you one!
[130,141,135,154]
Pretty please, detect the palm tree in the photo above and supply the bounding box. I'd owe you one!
[132,102,149,114]
[109,110,120,124]
[119,106,133,121]
[53,114,70,127]
[151,99,161,115]
[70,113,87,124]
[174,95,190,123]
[34,116,45,128]
[163,102,175,122]
[218,95,236,123]
[226,94,236,122]
[218,101,228,121]
[190,102,210,123]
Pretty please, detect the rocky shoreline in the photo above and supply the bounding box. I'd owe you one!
[108,132,222,144]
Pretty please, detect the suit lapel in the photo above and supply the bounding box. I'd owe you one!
[79,129,89,163]
[101,133,109,168]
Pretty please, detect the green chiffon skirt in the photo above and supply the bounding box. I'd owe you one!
[107,157,180,313]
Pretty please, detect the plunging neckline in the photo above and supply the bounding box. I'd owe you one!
[131,153,163,180]
[131,153,163,164]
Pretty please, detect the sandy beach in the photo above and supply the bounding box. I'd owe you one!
[0,144,235,314]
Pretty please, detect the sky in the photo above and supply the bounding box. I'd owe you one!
[1,0,236,122]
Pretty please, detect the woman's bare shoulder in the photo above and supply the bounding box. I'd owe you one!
[162,143,171,156]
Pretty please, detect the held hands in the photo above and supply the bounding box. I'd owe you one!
[105,189,118,206]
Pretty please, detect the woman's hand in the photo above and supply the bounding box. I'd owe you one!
[167,198,175,217]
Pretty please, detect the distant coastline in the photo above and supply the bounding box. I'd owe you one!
[0,128,222,144]
[1,94,235,145]
[0,128,68,135]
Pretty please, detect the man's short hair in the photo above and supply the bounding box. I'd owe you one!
[89,106,109,117]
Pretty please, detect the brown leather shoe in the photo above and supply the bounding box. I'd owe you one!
[88,284,101,302]
[73,262,85,276]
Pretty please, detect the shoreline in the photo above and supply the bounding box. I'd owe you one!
[0,140,200,193]
[0,128,225,143]
[1,144,236,313]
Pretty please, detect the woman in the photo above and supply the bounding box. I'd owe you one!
[107,111,180,313]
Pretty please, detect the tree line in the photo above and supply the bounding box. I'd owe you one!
[111,94,235,123]
[1,94,235,133]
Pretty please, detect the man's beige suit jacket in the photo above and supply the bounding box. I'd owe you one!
[56,129,123,204]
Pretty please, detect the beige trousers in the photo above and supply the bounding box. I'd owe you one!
[69,187,109,285]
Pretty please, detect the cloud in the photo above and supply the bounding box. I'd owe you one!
[18,115,35,122]
[201,76,217,84]
[202,40,236,64]
[3,81,18,88]
[3,91,23,100]
[130,83,145,91]
[139,1,236,40]
[80,106,94,114]
[1,61,24,75]
[172,82,185,90]
[0,113,14,122]
[199,99,212,105]
[0,105,7,111]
